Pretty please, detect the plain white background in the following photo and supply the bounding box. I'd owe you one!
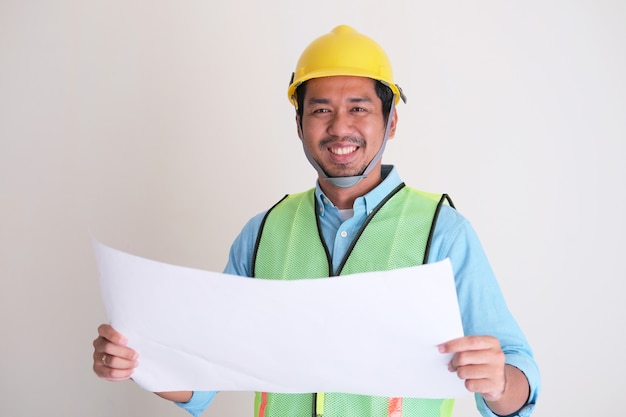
[1,1,624,416]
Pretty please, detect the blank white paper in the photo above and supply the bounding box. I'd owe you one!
[94,240,468,398]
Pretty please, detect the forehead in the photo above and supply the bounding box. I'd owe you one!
[305,76,378,99]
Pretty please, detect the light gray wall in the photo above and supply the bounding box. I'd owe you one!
[1,1,624,416]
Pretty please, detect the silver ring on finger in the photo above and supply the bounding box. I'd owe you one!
[102,354,108,367]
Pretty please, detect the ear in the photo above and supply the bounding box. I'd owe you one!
[295,112,303,140]
[387,109,398,140]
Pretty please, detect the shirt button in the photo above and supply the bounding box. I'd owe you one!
[340,231,348,238]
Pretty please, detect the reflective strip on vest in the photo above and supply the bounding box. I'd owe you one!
[388,397,402,417]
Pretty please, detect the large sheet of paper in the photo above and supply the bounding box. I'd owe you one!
[94,240,468,398]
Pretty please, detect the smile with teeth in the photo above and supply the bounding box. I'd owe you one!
[329,146,358,155]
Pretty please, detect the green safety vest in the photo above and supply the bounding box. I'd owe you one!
[252,183,455,417]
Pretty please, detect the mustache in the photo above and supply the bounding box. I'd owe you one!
[319,136,366,148]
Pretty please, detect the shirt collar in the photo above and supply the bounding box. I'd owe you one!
[315,165,403,217]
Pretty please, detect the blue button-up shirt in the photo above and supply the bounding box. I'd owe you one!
[177,165,540,417]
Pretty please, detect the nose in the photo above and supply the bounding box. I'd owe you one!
[327,110,354,137]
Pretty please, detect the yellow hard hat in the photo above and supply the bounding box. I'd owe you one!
[288,25,406,108]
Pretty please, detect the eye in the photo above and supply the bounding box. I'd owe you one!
[351,106,367,113]
[311,108,331,115]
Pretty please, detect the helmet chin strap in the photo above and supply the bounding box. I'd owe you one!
[300,101,396,189]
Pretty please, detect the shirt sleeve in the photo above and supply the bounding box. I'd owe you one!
[429,206,540,416]
[223,211,267,277]
[174,390,218,416]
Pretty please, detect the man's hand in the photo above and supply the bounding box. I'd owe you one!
[92,324,138,381]
[439,335,529,416]
[92,324,193,403]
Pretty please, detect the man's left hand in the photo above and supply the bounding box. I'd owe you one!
[438,335,506,401]
[439,335,530,416]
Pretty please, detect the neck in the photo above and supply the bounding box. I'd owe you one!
[318,165,383,209]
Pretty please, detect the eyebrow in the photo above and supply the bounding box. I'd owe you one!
[307,96,373,105]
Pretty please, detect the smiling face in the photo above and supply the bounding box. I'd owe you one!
[297,76,397,183]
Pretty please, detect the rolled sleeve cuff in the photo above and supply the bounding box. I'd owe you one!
[174,391,217,417]
[476,353,540,417]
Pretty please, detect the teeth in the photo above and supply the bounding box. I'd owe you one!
[330,146,357,155]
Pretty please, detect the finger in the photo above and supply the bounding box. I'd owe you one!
[449,347,505,370]
[93,349,138,370]
[97,324,128,346]
[449,359,507,400]
[463,376,505,399]
[93,324,138,362]
[93,348,139,380]
[453,361,504,380]
[93,336,138,361]
[92,346,137,376]
[439,335,500,354]
[94,357,136,381]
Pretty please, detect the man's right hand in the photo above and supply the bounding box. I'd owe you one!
[92,324,138,381]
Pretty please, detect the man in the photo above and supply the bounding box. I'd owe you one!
[93,25,539,417]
